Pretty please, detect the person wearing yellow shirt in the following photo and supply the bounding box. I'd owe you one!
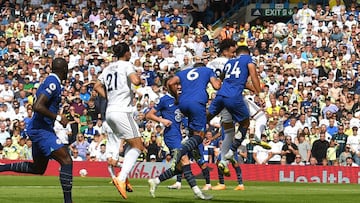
[2,137,20,160]
[165,30,177,44]
[237,35,247,46]
[266,97,281,116]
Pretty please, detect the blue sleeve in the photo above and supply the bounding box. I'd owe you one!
[154,97,164,112]
[37,76,61,100]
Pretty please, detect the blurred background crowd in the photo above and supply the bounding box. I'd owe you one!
[0,0,360,167]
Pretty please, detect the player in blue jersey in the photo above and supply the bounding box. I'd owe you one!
[208,46,262,176]
[0,58,73,203]
[146,78,212,199]
[167,63,221,178]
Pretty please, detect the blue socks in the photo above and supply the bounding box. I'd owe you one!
[60,164,73,203]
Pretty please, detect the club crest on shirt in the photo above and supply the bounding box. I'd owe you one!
[56,139,62,145]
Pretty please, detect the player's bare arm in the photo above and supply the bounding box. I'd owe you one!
[145,108,172,127]
[248,63,261,94]
[210,77,221,90]
[93,80,107,98]
[129,72,141,86]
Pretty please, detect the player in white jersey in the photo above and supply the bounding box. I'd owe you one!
[93,42,143,200]
[102,121,133,192]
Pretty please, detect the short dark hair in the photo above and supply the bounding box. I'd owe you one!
[113,42,130,58]
[193,62,206,68]
[236,46,250,55]
[52,58,68,74]
[218,39,236,54]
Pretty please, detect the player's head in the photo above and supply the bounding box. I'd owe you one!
[52,57,68,81]
[236,45,250,55]
[113,42,131,61]
[193,62,206,68]
[218,39,237,58]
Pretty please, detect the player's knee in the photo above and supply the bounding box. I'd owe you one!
[240,119,250,128]
[180,155,190,165]
[222,122,234,129]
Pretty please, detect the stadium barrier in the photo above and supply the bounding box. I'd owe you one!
[1,160,359,184]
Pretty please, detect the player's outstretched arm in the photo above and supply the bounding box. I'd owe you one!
[248,63,261,94]
[145,108,172,127]
[129,72,141,86]
[93,80,107,98]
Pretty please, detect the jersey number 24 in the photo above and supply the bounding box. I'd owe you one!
[223,61,241,79]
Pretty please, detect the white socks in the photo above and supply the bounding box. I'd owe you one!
[118,148,141,182]
[108,165,116,178]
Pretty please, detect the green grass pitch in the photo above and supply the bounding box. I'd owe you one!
[0,176,359,202]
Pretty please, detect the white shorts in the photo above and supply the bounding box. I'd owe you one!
[106,111,141,140]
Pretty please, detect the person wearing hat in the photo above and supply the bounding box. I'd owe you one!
[220,21,234,40]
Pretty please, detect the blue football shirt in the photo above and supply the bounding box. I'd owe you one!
[27,73,62,132]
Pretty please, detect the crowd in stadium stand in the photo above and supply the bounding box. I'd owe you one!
[0,0,359,167]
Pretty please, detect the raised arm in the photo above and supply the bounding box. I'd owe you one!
[93,81,107,98]
[248,63,261,94]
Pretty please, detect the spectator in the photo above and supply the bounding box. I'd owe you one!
[0,121,10,145]
[268,133,283,164]
[82,120,99,143]
[311,132,330,164]
[347,125,360,165]
[253,134,272,165]
[332,124,348,157]
[70,133,90,160]
[145,132,161,162]
[326,139,339,165]
[291,154,305,166]
[297,132,311,164]
[281,135,299,164]
[345,157,358,167]
[2,137,20,160]
[71,149,83,161]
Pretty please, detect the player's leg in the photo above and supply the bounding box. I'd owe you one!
[107,112,143,199]
[195,144,211,190]
[0,154,49,174]
[51,146,73,203]
[212,156,226,190]
[207,96,233,175]
[252,114,271,149]
[231,153,245,191]
[0,131,49,174]
[223,97,250,158]
[149,154,213,200]
[172,102,207,170]
[218,121,234,176]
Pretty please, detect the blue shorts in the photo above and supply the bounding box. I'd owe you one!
[28,129,64,157]
[164,133,183,150]
[209,95,249,123]
[179,101,206,132]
